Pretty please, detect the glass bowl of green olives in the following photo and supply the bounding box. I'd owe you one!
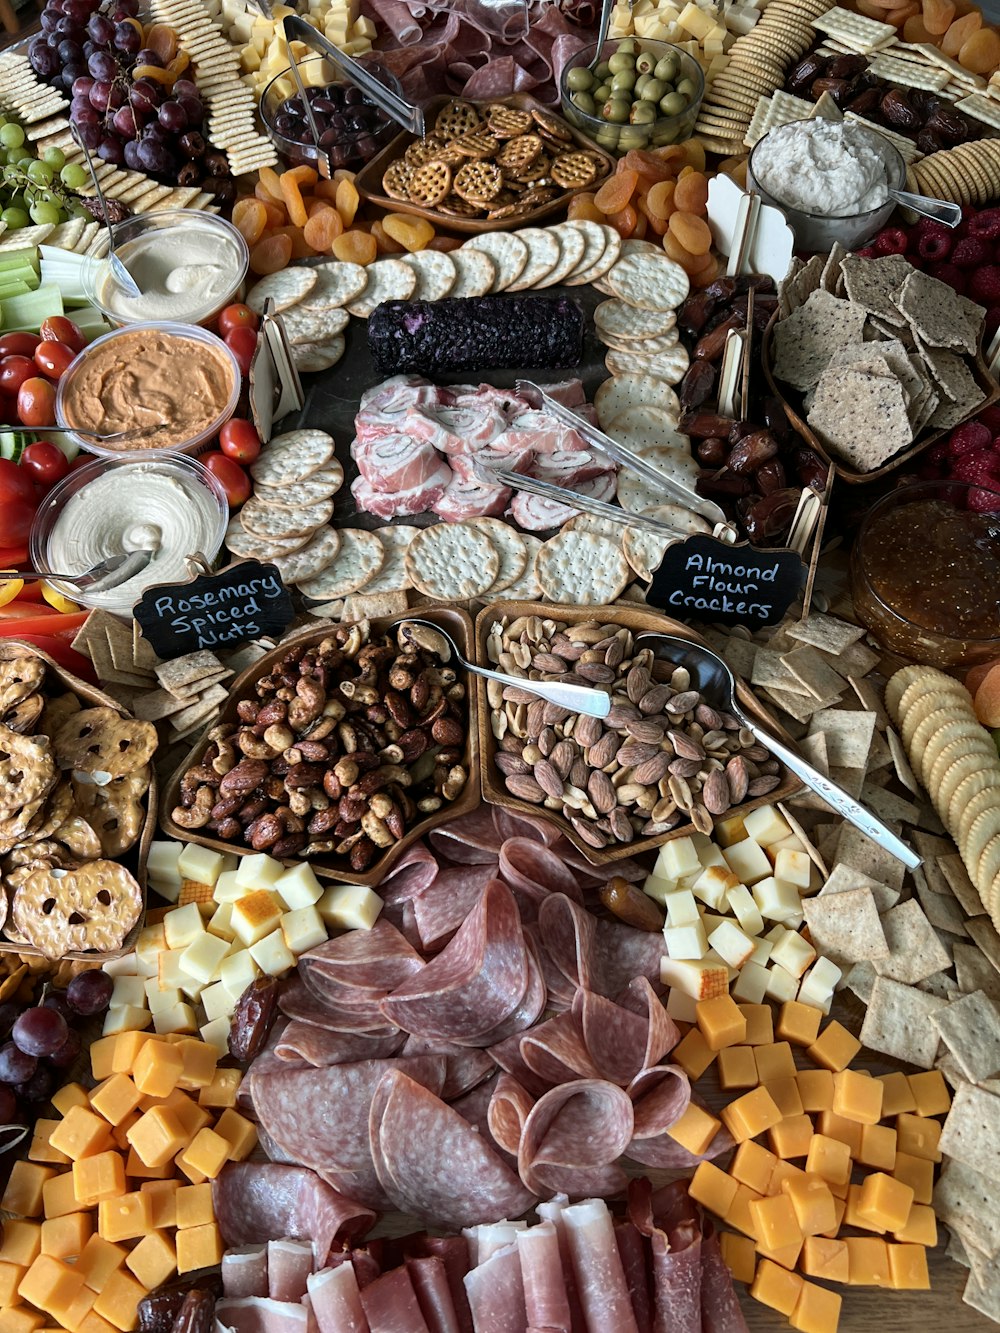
[560,37,705,153]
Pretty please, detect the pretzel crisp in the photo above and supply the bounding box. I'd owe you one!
[13,860,142,958]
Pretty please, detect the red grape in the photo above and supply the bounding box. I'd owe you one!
[0,1042,36,1084]
[66,969,113,1015]
[49,1029,83,1070]
[17,1066,54,1103]
[41,991,73,1022]
[0,1085,16,1123]
[13,1005,68,1058]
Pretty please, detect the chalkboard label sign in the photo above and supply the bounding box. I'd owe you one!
[134,560,295,659]
[648,535,804,628]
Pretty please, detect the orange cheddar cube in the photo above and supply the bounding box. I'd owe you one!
[727,1182,762,1238]
[894,1203,937,1248]
[768,1160,808,1196]
[892,1152,933,1206]
[173,1155,206,1187]
[690,1161,739,1218]
[76,1236,127,1292]
[719,1231,756,1284]
[3,1220,41,1267]
[17,1255,83,1316]
[718,1046,758,1090]
[198,1069,241,1109]
[781,1174,836,1236]
[29,1120,70,1167]
[175,1182,215,1229]
[748,1193,803,1252]
[801,1236,849,1283]
[806,1022,861,1073]
[777,1001,822,1048]
[124,1148,172,1181]
[877,1072,916,1117]
[766,1078,804,1119]
[804,1135,851,1186]
[176,1040,219,1091]
[52,1083,90,1117]
[112,1112,141,1154]
[845,1183,885,1234]
[110,1032,153,1077]
[98,1192,152,1244]
[768,1114,813,1160]
[697,995,747,1050]
[213,1109,257,1163]
[732,1141,777,1195]
[672,1028,716,1079]
[0,1262,25,1306]
[133,1042,184,1100]
[140,1180,178,1229]
[666,1103,721,1156]
[846,1237,891,1286]
[42,1172,81,1221]
[61,1285,98,1330]
[175,1222,223,1275]
[816,1111,862,1158]
[756,1237,803,1271]
[790,1279,841,1333]
[858,1123,896,1171]
[906,1071,950,1118]
[796,1069,834,1114]
[832,1069,883,1125]
[895,1114,941,1162]
[93,1269,146,1332]
[720,1087,783,1144]
[750,1258,804,1315]
[126,1108,189,1170]
[857,1172,913,1232]
[73,1151,126,1208]
[2,1309,46,1333]
[887,1242,930,1290]
[89,1036,118,1083]
[172,1099,212,1141]
[41,1211,93,1259]
[49,1108,111,1162]
[126,1231,176,1290]
[177,1128,229,1181]
[90,1076,142,1127]
[3,1162,58,1217]
[738,1004,774,1046]
[755,1042,796,1084]
[80,1316,119,1333]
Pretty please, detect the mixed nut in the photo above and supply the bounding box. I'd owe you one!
[486,616,782,849]
[170,620,469,873]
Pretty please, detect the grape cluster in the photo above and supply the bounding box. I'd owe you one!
[271,78,396,171]
[0,118,90,229]
[0,971,112,1126]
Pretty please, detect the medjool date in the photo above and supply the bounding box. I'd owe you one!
[697,436,728,466]
[788,52,827,93]
[744,488,800,542]
[729,430,779,474]
[880,89,920,129]
[679,359,717,409]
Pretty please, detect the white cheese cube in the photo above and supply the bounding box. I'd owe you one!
[656,837,701,882]
[768,834,805,859]
[774,848,812,890]
[666,986,699,1023]
[752,877,802,923]
[153,1002,199,1036]
[723,838,773,885]
[102,1004,152,1036]
[275,862,324,910]
[163,903,205,950]
[200,1016,232,1056]
[748,936,773,967]
[743,804,792,847]
[665,920,709,960]
[235,853,285,892]
[764,964,800,1003]
[136,925,166,966]
[281,905,327,956]
[664,889,700,928]
[219,948,260,999]
[770,931,816,979]
[103,953,138,978]
[208,902,236,942]
[231,890,284,947]
[697,842,728,871]
[213,870,245,904]
[731,960,770,1004]
[201,980,236,1025]
[157,949,188,990]
[134,951,159,980]
[180,932,230,987]
[708,920,755,969]
[147,840,183,889]
[318,884,382,932]
[144,980,182,1015]
[660,954,729,1000]
[726,884,764,936]
[250,927,296,977]
[643,873,677,906]
[798,957,843,1011]
[110,976,146,1009]
[701,915,729,941]
[692,865,739,910]
[177,844,227,887]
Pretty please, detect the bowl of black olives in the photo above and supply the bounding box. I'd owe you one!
[261,56,402,171]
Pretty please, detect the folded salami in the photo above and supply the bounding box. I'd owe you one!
[368,295,585,376]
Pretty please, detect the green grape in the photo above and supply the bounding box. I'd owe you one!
[25,160,54,187]
[1,206,30,229]
[2,163,19,184]
[66,200,89,219]
[42,147,65,170]
[0,123,25,150]
[7,146,31,164]
[28,201,61,225]
[60,163,88,189]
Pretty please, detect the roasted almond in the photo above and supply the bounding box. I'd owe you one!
[505,773,545,802]
[587,768,617,814]
[589,732,621,768]
[632,752,673,785]
[725,755,749,803]
[533,759,565,800]
[702,768,732,815]
[575,714,603,748]
[533,652,568,674]
[626,665,651,703]
[669,730,705,761]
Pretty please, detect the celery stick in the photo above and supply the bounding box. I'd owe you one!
[0,283,64,330]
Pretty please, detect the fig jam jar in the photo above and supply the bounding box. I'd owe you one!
[851,480,1000,667]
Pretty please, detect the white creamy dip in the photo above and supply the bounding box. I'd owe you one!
[752,119,890,217]
[95,218,244,323]
[46,461,223,611]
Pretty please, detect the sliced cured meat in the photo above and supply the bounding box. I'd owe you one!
[425,402,508,453]
[591,916,669,998]
[465,1222,527,1265]
[450,1072,503,1146]
[626,1064,691,1159]
[381,881,530,1045]
[627,1089,733,1171]
[429,807,504,863]
[463,1241,528,1333]
[492,808,561,848]
[488,1073,536,1157]
[407,1256,462,1333]
[281,976,395,1036]
[489,1032,552,1101]
[406,1235,473,1333]
[268,1239,312,1303]
[508,474,616,532]
[517,1222,572,1333]
[302,920,425,994]
[370,1070,537,1230]
[535,1197,585,1333]
[629,1178,701,1333]
[615,1220,653,1333]
[380,844,440,905]
[537,895,596,993]
[401,1034,496,1101]
[517,1081,633,1198]
[359,375,441,416]
[307,1264,370,1333]
[523,925,576,1015]
[353,431,449,493]
[214,1297,311,1333]
[360,1267,430,1333]
[520,1012,598,1086]
[432,472,511,522]
[562,1199,639,1333]
[213,1163,375,1265]
[351,465,452,520]
[573,991,653,1087]
[412,864,497,951]
[699,1229,749,1333]
[476,438,536,473]
[616,978,679,1074]
[536,379,586,408]
[498,838,582,909]
[529,447,610,486]
[503,410,565,455]
[256,1125,299,1166]
[468,932,547,1049]
[222,1247,269,1299]
[275,1021,405,1067]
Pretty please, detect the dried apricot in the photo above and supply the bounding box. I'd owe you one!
[232,197,267,246]
[607,203,639,238]
[633,209,648,239]
[885,3,920,25]
[637,197,669,235]
[651,145,687,168]
[568,193,604,222]
[314,179,339,203]
[923,0,955,33]
[336,178,360,227]
[271,226,315,260]
[668,210,712,256]
[691,255,722,289]
[595,169,639,214]
[249,233,292,275]
[279,174,308,229]
[258,197,287,228]
[678,138,707,172]
[663,231,706,274]
[959,25,1000,70]
[371,220,406,255]
[674,171,709,214]
[942,8,981,53]
[259,167,285,204]
[646,179,676,219]
[286,164,319,188]
[623,149,674,187]
[303,206,344,252]
[383,213,435,251]
[144,22,177,62]
[333,229,378,265]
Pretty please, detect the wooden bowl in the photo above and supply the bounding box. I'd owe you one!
[354,93,615,235]
[159,607,480,887]
[475,601,802,866]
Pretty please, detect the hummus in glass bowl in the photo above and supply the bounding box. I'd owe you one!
[30,453,229,615]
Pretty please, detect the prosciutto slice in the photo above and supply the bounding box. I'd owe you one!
[406,1236,473,1333]
[408,1256,462,1333]
[700,1229,750,1333]
[463,1241,528,1333]
[615,1220,653,1333]
[562,1199,639,1333]
[370,1070,537,1229]
[517,1081,633,1198]
[517,1223,571,1333]
[268,1239,312,1302]
[351,466,452,520]
[629,1179,701,1333]
[360,1267,431,1333]
[213,1164,375,1266]
[222,1247,269,1299]
[307,1265,370,1333]
[214,1298,310,1333]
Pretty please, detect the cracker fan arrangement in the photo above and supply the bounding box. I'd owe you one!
[8,0,1000,1325]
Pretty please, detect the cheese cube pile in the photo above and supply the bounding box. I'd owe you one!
[606,0,764,91]
[646,805,841,1014]
[0,1031,250,1332]
[685,997,948,1333]
[206,0,377,94]
[107,841,383,1047]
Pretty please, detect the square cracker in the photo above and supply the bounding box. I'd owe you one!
[936,1158,1000,1259]
[786,612,866,655]
[940,1083,1000,1185]
[874,899,953,983]
[955,942,1000,1001]
[807,708,876,768]
[819,861,899,912]
[898,267,984,355]
[860,974,946,1068]
[932,990,1000,1084]
[808,365,913,470]
[839,253,912,324]
[802,887,889,963]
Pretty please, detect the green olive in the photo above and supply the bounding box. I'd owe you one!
[633,72,650,96]
[611,69,637,92]
[659,91,687,116]
[593,83,611,104]
[565,66,595,91]
[635,51,656,75]
[630,101,657,123]
[640,77,666,102]
[617,37,637,54]
[608,51,635,74]
[593,60,612,80]
[603,96,632,122]
[677,76,698,99]
[654,55,679,82]
[571,90,596,116]
[618,125,647,149]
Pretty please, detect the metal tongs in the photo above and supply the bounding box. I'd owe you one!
[515,379,734,532]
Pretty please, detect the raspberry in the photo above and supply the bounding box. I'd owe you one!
[970,266,1000,304]
[917,225,954,262]
[928,262,967,295]
[949,422,992,457]
[927,440,950,467]
[854,245,877,258]
[952,450,1000,484]
[970,208,1000,241]
[968,485,1000,512]
[873,227,909,256]
[978,405,1000,435]
[952,236,992,268]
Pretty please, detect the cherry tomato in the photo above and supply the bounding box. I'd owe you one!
[0,458,38,506]
[219,417,262,465]
[33,341,76,381]
[0,356,37,396]
[0,499,36,547]
[20,442,70,490]
[16,378,56,428]
[39,317,85,354]
[225,326,257,378]
[0,333,40,359]
[218,304,259,339]
[202,451,251,508]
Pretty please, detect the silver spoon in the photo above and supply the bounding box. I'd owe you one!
[886,188,961,229]
[0,550,154,590]
[0,424,171,445]
[634,631,922,869]
[591,0,614,67]
[69,124,142,297]
[400,618,612,719]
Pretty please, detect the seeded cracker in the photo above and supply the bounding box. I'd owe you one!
[807,365,912,471]
[898,268,985,356]
[772,288,867,390]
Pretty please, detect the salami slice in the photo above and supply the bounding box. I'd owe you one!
[370,1070,537,1229]
[488,1032,552,1101]
[401,1033,496,1100]
[487,1073,536,1157]
[380,843,440,905]
[517,1080,633,1198]
[592,917,669,998]
[450,1072,503,1146]
[468,931,547,1048]
[492,807,561,846]
[573,990,657,1087]
[537,895,596,993]
[275,1021,405,1067]
[498,838,583,908]
[629,1178,702,1333]
[301,919,425,993]
[428,806,504,863]
[520,1012,599,1086]
[700,1227,750,1333]
[412,864,498,951]
[616,977,680,1072]
[628,1065,691,1140]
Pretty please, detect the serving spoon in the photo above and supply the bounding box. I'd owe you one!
[634,630,922,869]
[0,424,172,445]
[400,618,612,719]
[69,123,142,298]
[0,550,155,590]
[883,186,961,228]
